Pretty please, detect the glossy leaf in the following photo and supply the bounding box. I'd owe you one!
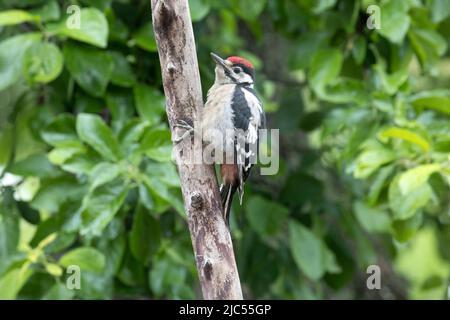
[389,176,432,220]
[289,221,340,280]
[110,51,136,87]
[80,179,129,236]
[353,201,391,233]
[59,247,106,273]
[309,49,343,95]
[129,206,161,265]
[0,10,37,26]
[398,164,441,195]
[246,196,289,237]
[23,42,63,84]
[49,8,108,48]
[76,113,122,162]
[0,33,41,90]
[377,0,410,44]
[133,23,157,52]
[134,84,166,125]
[409,90,450,115]
[379,127,430,152]
[64,42,113,97]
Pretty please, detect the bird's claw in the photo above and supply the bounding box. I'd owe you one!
[172,119,195,143]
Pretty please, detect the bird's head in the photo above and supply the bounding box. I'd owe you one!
[211,52,255,86]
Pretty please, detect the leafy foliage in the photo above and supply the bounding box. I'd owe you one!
[0,0,449,299]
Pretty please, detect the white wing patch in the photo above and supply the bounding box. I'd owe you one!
[235,88,264,204]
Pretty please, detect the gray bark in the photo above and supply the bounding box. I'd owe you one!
[150,0,243,300]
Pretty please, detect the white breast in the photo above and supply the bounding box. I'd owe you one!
[201,84,236,155]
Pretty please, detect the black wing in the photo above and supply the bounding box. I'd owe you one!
[231,85,265,204]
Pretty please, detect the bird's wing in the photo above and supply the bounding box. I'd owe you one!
[231,86,264,204]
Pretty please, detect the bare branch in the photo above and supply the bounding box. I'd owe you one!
[150,0,243,300]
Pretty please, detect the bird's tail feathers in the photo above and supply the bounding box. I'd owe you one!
[220,183,237,226]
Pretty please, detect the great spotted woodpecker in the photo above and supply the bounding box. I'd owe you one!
[173,53,265,225]
[201,53,266,225]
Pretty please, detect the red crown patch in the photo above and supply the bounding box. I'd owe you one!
[226,56,254,69]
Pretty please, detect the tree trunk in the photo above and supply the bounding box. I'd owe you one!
[150,0,243,300]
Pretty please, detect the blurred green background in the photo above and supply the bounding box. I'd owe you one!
[0,0,449,300]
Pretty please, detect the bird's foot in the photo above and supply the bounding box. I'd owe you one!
[172,119,195,143]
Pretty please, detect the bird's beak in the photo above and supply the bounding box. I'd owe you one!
[211,52,231,71]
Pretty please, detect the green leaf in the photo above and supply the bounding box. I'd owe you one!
[352,36,367,65]
[231,0,267,20]
[109,51,136,87]
[107,10,128,42]
[374,65,409,96]
[48,146,85,166]
[246,196,289,237]
[389,176,432,220]
[398,164,441,195]
[134,84,166,125]
[353,201,391,233]
[138,182,154,210]
[396,229,450,299]
[89,162,122,191]
[59,247,106,273]
[0,10,38,26]
[23,42,63,84]
[30,0,61,22]
[149,257,192,299]
[43,282,75,300]
[76,113,122,162]
[129,206,161,265]
[377,0,410,44]
[320,77,367,105]
[118,119,149,150]
[141,176,177,215]
[63,42,113,97]
[0,267,33,299]
[409,89,450,115]
[309,49,343,95]
[133,23,157,52]
[105,90,135,133]
[289,221,340,280]
[49,8,108,48]
[392,212,423,242]
[429,0,450,23]
[145,162,180,188]
[0,125,13,176]
[190,0,211,21]
[354,145,396,179]
[409,28,447,70]
[30,177,85,213]
[140,127,172,162]
[60,152,100,175]
[0,33,41,90]
[8,153,59,178]
[368,165,395,205]
[41,114,80,148]
[0,200,20,274]
[81,179,129,236]
[45,263,63,277]
[117,250,146,287]
[379,127,430,152]
[312,0,337,14]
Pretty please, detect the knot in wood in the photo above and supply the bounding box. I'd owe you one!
[190,192,203,210]
[167,62,176,73]
[154,1,176,37]
[203,260,213,281]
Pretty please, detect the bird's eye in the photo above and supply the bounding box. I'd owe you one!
[233,67,242,74]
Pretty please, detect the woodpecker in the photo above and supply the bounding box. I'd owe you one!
[200,52,266,226]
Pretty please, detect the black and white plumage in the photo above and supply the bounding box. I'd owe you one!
[201,53,266,226]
